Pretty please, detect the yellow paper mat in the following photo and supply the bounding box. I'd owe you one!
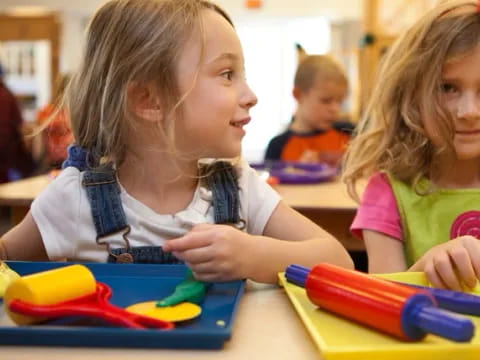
[279,272,480,360]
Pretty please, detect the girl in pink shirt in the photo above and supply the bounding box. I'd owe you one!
[343,0,480,290]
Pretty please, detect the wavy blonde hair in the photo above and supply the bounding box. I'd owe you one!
[343,0,480,200]
[64,0,232,167]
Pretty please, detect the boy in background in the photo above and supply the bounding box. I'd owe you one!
[265,55,353,167]
[265,56,366,272]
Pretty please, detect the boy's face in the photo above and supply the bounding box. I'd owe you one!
[295,79,347,131]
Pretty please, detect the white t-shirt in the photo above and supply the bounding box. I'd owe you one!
[31,160,281,262]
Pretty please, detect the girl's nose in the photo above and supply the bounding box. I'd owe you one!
[457,92,480,120]
[241,83,258,109]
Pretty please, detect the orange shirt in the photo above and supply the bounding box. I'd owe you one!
[265,122,353,164]
[281,128,349,161]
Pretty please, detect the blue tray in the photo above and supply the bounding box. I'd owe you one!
[0,261,245,349]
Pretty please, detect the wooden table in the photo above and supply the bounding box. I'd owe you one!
[0,282,321,360]
[276,180,365,251]
[0,175,50,225]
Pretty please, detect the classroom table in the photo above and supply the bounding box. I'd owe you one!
[0,175,50,225]
[276,180,365,251]
[1,281,321,360]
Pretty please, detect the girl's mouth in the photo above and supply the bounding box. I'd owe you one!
[230,117,251,128]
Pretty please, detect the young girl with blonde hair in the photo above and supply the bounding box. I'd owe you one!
[343,0,480,290]
[0,0,353,283]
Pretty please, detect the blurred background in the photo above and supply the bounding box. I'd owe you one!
[0,0,444,164]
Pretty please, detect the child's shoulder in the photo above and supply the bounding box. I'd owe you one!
[31,167,85,226]
[366,171,391,188]
[332,120,355,135]
[46,166,84,196]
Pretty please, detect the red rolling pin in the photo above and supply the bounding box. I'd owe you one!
[285,263,474,342]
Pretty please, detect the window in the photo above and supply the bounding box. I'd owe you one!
[235,17,330,162]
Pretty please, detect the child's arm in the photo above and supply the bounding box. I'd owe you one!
[362,229,407,273]
[163,201,354,284]
[0,211,48,260]
[409,236,480,291]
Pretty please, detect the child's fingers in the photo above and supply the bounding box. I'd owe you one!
[433,253,463,291]
[463,239,480,279]
[174,247,213,265]
[188,262,210,274]
[188,262,230,282]
[191,223,216,232]
[191,270,223,282]
[424,261,447,289]
[163,233,211,252]
[448,246,477,288]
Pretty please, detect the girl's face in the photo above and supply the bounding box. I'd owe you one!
[425,46,480,161]
[174,9,257,159]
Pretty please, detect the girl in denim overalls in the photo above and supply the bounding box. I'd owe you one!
[343,0,480,290]
[0,0,353,284]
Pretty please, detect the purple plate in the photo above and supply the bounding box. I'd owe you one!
[251,161,337,184]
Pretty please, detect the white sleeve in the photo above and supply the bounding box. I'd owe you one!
[31,167,84,260]
[236,160,281,235]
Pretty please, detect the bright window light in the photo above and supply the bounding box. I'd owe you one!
[235,17,330,163]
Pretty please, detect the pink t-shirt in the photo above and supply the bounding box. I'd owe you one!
[350,172,403,241]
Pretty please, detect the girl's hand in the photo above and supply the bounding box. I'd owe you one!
[162,224,256,282]
[412,236,480,291]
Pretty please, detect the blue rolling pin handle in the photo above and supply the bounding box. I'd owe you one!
[398,282,480,316]
[402,294,475,342]
[285,264,310,287]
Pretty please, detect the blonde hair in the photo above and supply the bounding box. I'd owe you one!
[65,0,232,167]
[342,0,480,200]
[52,74,70,106]
[294,55,348,93]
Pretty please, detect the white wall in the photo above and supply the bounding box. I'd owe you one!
[0,0,363,20]
[237,16,332,162]
[215,0,361,20]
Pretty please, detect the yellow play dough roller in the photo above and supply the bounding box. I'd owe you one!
[0,261,20,297]
[4,264,174,329]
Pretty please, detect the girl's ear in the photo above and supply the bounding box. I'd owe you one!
[127,82,163,122]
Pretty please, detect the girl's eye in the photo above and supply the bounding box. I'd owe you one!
[221,70,234,81]
[440,83,457,94]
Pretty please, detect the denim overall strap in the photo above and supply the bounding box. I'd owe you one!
[63,144,128,237]
[82,168,128,237]
[83,168,141,263]
[201,161,241,225]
